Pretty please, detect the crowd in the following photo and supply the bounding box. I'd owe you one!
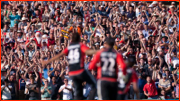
[1,1,179,100]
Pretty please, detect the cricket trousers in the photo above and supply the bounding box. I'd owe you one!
[70,70,97,100]
[97,80,118,100]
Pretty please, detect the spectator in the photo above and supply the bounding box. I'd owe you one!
[158,73,171,96]
[59,78,73,100]
[136,73,146,99]
[158,89,170,100]
[25,76,39,100]
[1,79,12,100]
[49,76,60,100]
[41,79,52,100]
[143,75,158,99]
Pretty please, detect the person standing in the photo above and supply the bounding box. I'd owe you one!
[143,75,158,99]
[41,79,52,100]
[89,37,127,100]
[49,76,60,100]
[25,76,39,100]
[59,78,73,100]
[1,79,12,100]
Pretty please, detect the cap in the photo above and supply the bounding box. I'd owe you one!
[21,17,27,21]
[140,66,143,69]
[20,71,25,74]
[95,42,100,46]
[42,34,48,39]
[148,4,153,8]
[162,73,166,77]
[171,2,175,5]
[153,13,158,17]
[155,19,160,22]
[152,1,158,5]
[8,40,15,44]
[42,39,47,43]
[149,30,153,33]
[128,18,132,21]
[56,8,60,11]
[161,46,165,49]
[17,30,22,33]
[155,56,159,59]
[101,5,104,8]
[165,67,169,71]
[90,19,95,22]
[162,36,168,39]
[169,5,174,8]
[35,31,41,36]
[100,46,104,49]
[115,38,120,42]
[10,71,15,75]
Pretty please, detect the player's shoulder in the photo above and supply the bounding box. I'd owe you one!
[98,48,107,54]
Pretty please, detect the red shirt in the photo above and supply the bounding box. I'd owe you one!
[143,80,158,97]
[89,49,127,82]
[34,38,41,47]
[48,38,55,46]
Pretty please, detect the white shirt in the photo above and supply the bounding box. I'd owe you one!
[1,85,12,100]
[171,56,179,68]
[142,30,149,38]
[59,84,73,100]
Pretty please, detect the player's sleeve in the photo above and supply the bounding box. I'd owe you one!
[81,44,90,53]
[62,48,68,56]
[89,51,101,70]
[116,53,127,75]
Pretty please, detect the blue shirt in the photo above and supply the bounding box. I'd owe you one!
[9,15,21,27]
[138,79,146,93]
[98,10,107,16]
[43,67,53,79]
[19,78,26,90]
[127,11,135,19]
[84,62,90,70]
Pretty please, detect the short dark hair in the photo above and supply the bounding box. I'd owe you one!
[146,75,151,79]
[71,32,80,43]
[30,75,35,80]
[104,37,115,47]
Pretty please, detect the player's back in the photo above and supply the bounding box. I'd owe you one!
[98,48,118,82]
[65,43,88,76]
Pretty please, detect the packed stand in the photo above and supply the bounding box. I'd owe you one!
[1,1,179,100]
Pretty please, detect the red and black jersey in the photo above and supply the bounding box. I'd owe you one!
[89,48,127,82]
[118,68,138,94]
[63,43,89,76]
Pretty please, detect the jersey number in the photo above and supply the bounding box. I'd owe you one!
[68,49,80,61]
[101,58,115,72]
